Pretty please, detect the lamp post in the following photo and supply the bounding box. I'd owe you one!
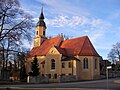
[106,66,112,90]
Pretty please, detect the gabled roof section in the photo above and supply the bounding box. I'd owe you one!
[29,36,100,57]
[54,46,66,56]
[29,36,63,56]
[60,36,86,56]
[60,36,100,57]
[79,36,100,56]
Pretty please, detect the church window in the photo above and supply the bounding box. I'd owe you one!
[51,59,55,69]
[42,74,44,77]
[68,62,72,68]
[42,64,44,68]
[83,58,88,69]
[54,74,57,79]
[62,62,65,68]
[48,74,51,78]
[94,59,97,69]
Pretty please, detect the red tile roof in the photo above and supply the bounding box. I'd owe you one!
[54,46,66,56]
[29,36,62,56]
[29,36,100,57]
[60,36,86,56]
[79,36,99,56]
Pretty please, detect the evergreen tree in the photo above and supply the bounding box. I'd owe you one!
[31,56,39,76]
[20,64,27,81]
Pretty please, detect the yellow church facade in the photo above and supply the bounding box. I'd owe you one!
[26,9,100,82]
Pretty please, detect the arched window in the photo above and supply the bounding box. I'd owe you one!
[68,62,72,68]
[83,58,88,69]
[62,62,65,68]
[94,59,97,69]
[51,59,55,69]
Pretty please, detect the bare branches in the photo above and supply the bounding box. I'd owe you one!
[108,42,120,63]
[0,0,34,42]
[0,0,34,61]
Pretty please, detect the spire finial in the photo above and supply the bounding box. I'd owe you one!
[39,6,44,20]
[41,6,43,13]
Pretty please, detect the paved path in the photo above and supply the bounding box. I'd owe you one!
[0,78,120,90]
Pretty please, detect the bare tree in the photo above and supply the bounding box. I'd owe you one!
[0,0,34,42]
[0,0,34,75]
[108,42,120,63]
[0,0,34,57]
[57,33,72,40]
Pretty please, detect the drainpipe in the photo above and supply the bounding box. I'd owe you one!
[72,60,73,75]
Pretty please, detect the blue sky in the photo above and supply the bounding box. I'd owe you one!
[20,0,120,59]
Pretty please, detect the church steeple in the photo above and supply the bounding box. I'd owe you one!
[36,7,46,28]
[34,7,47,47]
[39,7,44,19]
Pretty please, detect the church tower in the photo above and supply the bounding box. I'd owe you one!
[34,8,47,47]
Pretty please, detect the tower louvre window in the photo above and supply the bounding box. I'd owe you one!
[43,31,45,36]
[36,31,38,35]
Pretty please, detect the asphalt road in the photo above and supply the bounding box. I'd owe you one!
[0,78,120,90]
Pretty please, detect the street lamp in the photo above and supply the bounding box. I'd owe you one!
[106,66,112,90]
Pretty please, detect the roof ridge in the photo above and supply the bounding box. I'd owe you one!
[87,38,99,56]
[64,36,88,41]
[79,36,100,56]
[47,36,62,40]
[54,46,67,56]
[87,37,94,55]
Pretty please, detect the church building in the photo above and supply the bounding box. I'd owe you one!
[27,9,100,82]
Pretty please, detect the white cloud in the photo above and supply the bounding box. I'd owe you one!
[84,30,89,33]
[35,0,89,16]
[91,19,103,27]
[69,16,89,27]
[45,15,112,44]
[45,15,89,27]
[95,19,111,28]
[90,31,104,42]
[34,0,112,47]
[45,15,111,29]
[96,46,112,50]
[45,16,69,27]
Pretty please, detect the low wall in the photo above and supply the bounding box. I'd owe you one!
[61,75,76,82]
[27,76,49,83]
[27,75,76,83]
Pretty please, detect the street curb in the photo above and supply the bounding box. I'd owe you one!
[0,87,108,90]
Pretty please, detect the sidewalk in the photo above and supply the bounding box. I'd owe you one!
[0,88,108,90]
[0,80,27,85]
